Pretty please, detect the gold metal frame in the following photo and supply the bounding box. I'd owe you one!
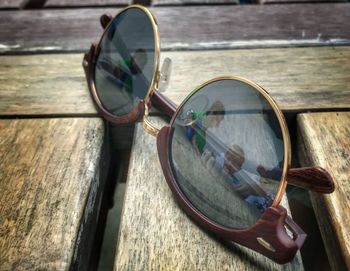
[169,76,291,207]
[143,104,160,136]
[93,4,161,115]
[96,6,290,207]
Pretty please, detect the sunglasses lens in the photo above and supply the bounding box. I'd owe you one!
[95,7,156,116]
[169,79,286,229]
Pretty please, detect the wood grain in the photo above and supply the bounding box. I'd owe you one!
[0,47,349,117]
[297,112,350,271]
[152,0,238,6]
[0,54,96,116]
[287,167,334,194]
[0,4,350,53]
[161,47,350,111]
[0,0,23,8]
[45,0,131,7]
[259,0,345,4]
[114,119,304,270]
[20,0,47,9]
[0,118,106,270]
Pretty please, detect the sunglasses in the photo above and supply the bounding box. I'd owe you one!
[83,5,335,264]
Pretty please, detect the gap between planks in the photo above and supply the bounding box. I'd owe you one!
[297,112,350,271]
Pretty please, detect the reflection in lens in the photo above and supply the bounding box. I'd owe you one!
[169,79,285,229]
[95,7,156,116]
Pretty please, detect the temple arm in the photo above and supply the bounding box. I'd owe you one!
[151,91,334,194]
[287,167,334,193]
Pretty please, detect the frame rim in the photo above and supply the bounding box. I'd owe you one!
[168,76,291,209]
[87,4,161,122]
[157,125,304,264]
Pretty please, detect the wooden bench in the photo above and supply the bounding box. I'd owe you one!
[114,119,304,270]
[0,0,22,8]
[0,118,108,270]
[0,47,349,117]
[1,1,350,269]
[0,4,350,54]
[298,112,350,271]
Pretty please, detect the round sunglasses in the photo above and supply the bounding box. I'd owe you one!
[82,5,335,264]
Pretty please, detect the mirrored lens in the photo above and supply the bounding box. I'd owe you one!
[169,79,285,229]
[95,7,156,116]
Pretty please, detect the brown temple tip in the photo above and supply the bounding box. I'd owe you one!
[287,167,335,194]
[100,14,113,29]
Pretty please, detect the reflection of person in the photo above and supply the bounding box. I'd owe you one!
[204,147,273,213]
[218,144,245,177]
[256,162,283,181]
[114,48,148,99]
[185,101,225,154]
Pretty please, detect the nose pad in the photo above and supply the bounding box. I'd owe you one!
[158,57,172,93]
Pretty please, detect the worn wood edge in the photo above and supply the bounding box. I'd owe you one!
[0,118,106,270]
[1,39,349,55]
[297,112,350,271]
[159,40,350,52]
[114,119,304,271]
[72,120,111,270]
[1,4,350,54]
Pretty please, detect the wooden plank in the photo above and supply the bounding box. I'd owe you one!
[0,47,349,116]
[45,0,131,8]
[260,0,345,4]
[0,0,23,8]
[20,0,47,9]
[114,120,304,270]
[161,47,350,111]
[297,112,350,271]
[152,0,238,6]
[0,4,350,53]
[0,54,96,116]
[0,118,107,270]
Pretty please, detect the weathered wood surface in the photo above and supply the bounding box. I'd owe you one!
[20,0,48,9]
[161,47,350,111]
[1,47,349,116]
[0,54,96,116]
[0,0,23,8]
[114,120,304,270]
[1,4,350,54]
[259,0,345,4]
[152,0,238,6]
[0,118,106,270]
[297,112,350,271]
[45,0,131,7]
